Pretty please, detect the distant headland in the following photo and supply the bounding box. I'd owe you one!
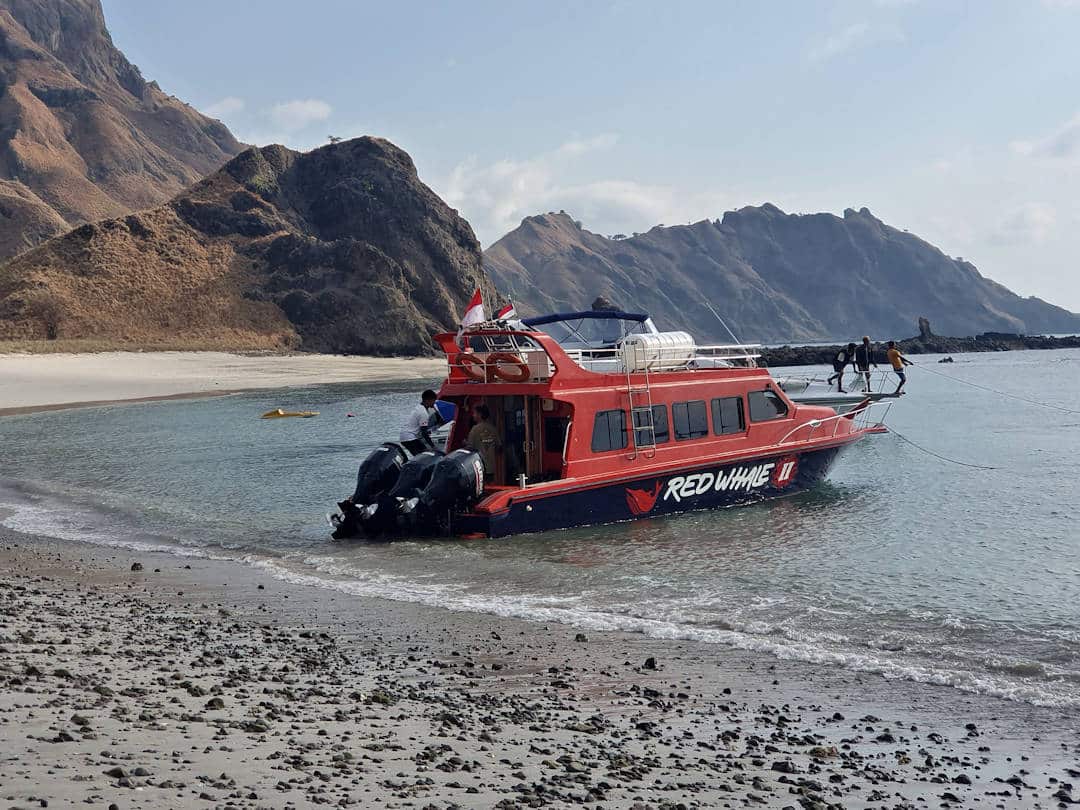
[759,317,1080,366]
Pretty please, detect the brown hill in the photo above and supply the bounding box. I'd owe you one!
[485,208,1080,343]
[0,0,243,259]
[0,137,493,354]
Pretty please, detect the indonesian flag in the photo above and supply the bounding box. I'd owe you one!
[457,288,485,343]
[496,302,517,320]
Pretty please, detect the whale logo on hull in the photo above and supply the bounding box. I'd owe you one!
[625,481,662,515]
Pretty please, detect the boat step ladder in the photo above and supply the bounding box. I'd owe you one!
[623,341,657,459]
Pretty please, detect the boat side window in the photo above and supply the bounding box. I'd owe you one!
[632,405,669,447]
[672,400,709,441]
[591,409,627,452]
[711,396,745,435]
[748,389,789,422]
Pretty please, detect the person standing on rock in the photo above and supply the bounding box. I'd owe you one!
[399,389,444,455]
[886,341,914,395]
[827,343,857,392]
[854,336,877,393]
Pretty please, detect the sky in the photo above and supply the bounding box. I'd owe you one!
[102,0,1080,310]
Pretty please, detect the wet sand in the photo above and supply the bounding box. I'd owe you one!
[1,528,1078,809]
[0,352,444,415]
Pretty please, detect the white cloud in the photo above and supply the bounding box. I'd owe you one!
[808,22,905,63]
[555,134,620,157]
[202,96,244,119]
[268,99,333,132]
[989,203,1057,245]
[1011,112,1080,163]
[437,136,728,244]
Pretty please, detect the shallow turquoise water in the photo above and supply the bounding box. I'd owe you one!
[2,350,1079,706]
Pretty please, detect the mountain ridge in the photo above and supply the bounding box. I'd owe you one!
[0,137,493,354]
[484,208,1080,343]
[0,0,244,260]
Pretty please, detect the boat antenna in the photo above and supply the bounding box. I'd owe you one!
[700,300,742,345]
[699,301,756,366]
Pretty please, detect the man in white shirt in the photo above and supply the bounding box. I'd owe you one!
[399,389,444,455]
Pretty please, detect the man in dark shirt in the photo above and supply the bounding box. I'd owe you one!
[827,343,857,392]
[854,336,876,393]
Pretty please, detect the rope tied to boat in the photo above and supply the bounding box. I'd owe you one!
[887,425,1000,470]
[917,363,1080,415]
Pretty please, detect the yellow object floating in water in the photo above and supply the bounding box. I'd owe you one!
[261,408,319,419]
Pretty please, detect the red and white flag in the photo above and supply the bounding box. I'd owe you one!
[495,302,517,320]
[457,288,485,344]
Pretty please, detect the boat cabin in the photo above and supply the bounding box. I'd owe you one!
[434,312,810,491]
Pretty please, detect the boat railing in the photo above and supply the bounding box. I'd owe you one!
[448,346,555,382]
[564,342,762,374]
[777,400,892,444]
[773,369,894,395]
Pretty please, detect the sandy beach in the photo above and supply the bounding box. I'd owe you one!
[1,528,1077,809]
[0,352,445,415]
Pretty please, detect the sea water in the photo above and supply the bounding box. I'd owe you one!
[1,350,1079,708]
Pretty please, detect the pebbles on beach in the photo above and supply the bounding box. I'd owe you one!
[1,539,1078,809]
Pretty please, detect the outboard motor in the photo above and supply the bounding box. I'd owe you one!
[352,443,409,503]
[332,442,409,539]
[364,449,445,536]
[400,449,485,534]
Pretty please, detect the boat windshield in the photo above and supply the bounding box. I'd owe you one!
[522,311,653,349]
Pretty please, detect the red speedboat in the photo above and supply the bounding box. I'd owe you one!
[331,311,883,539]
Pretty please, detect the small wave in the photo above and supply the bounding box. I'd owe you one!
[258,556,1080,709]
[4,495,1078,711]
[983,658,1048,678]
[1,501,235,561]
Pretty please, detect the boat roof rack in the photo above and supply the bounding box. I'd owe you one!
[521,310,649,326]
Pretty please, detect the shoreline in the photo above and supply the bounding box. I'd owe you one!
[0,388,254,417]
[2,525,1078,808]
[0,350,444,414]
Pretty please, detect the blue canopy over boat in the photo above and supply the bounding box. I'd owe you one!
[521,310,649,327]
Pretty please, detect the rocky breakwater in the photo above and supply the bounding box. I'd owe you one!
[760,318,1080,367]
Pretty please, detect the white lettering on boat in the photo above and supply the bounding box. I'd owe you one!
[663,461,779,503]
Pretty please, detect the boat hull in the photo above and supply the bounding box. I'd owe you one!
[457,443,845,538]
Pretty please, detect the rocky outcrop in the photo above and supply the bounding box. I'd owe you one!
[759,319,1080,367]
[0,137,493,354]
[0,0,244,259]
[485,208,1080,343]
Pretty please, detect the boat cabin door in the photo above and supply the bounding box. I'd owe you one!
[500,395,543,485]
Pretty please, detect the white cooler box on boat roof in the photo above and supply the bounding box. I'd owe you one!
[620,331,695,372]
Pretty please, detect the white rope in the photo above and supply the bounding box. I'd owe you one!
[918,363,1080,415]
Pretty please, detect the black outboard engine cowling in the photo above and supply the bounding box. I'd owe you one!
[390,450,446,500]
[364,450,445,536]
[402,449,484,534]
[332,442,409,540]
[352,443,409,503]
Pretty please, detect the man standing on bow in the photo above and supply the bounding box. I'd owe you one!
[886,340,915,395]
[827,342,857,392]
[854,336,877,393]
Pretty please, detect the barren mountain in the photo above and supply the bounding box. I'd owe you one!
[485,207,1080,342]
[0,0,243,259]
[0,137,492,354]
